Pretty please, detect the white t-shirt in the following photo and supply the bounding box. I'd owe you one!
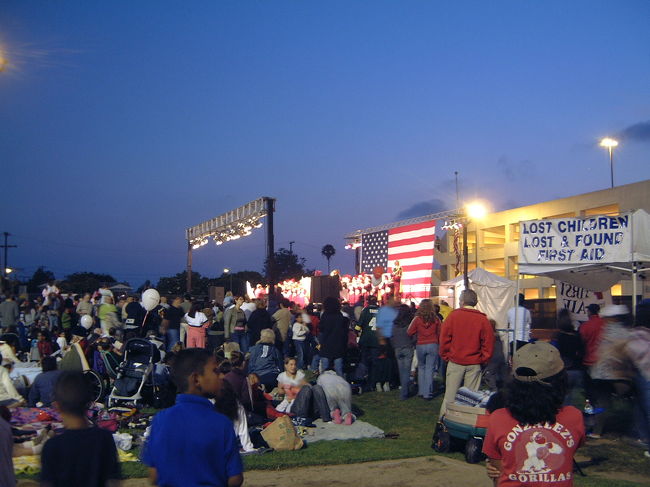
[185,311,208,327]
[277,370,305,387]
[506,306,532,342]
[292,322,309,341]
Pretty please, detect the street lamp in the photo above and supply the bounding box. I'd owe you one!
[223,268,232,292]
[599,137,619,188]
[462,201,488,290]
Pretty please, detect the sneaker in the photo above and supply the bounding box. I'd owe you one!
[376,383,382,392]
[383,382,390,392]
[344,412,353,425]
[332,408,342,424]
[586,433,601,440]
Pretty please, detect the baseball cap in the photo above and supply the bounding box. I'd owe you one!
[513,342,564,383]
[600,304,629,317]
[586,303,600,314]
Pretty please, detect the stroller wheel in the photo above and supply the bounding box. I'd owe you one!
[465,436,485,464]
[83,370,106,403]
[431,422,450,453]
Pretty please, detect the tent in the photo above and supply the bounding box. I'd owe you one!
[518,209,650,314]
[440,267,516,330]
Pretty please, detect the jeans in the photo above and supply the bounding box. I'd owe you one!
[321,357,344,377]
[292,384,331,421]
[231,331,249,354]
[293,339,307,369]
[166,328,180,352]
[635,373,650,449]
[395,346,414,399]
[416,343,438,399]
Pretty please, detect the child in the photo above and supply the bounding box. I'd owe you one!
[483,342,585,486]
[142,348,243,487]
[292,314,309,369]
[40,371,121,486]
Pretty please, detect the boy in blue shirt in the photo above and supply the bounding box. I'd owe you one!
[143,348,243,487]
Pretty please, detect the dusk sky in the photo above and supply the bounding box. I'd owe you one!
[1,1,649,288]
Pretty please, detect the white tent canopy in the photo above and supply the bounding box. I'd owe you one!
[518,209,650,312]
[440,268,516,329]
[518,209,650,290]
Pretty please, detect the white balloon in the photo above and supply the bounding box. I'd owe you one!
[142,288,161,311]
[80,315,93,330]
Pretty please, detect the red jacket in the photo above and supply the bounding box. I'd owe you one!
[439,307,493,365]
[579,315,606,366]
[407,316,440,345]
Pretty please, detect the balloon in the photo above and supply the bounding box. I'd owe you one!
[80,315,93,330]
[142,288,161,311]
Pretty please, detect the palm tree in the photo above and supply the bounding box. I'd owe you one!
[321,244,336,274]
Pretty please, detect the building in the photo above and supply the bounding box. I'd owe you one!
[434,179,650,323]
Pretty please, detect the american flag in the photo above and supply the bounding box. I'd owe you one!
[361,220,436,299]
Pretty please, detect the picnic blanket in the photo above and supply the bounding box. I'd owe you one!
[300,419,384,443]
[13,450,138,475]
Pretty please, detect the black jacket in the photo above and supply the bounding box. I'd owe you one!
[247,309,273,345]
[319,312,349,359]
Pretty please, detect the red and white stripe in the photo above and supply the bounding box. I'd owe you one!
[388,220,436,299]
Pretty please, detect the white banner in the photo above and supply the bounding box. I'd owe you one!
[555,280,611,327]
[519,214,632,265]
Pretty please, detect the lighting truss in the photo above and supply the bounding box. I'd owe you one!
[186,197,273,249]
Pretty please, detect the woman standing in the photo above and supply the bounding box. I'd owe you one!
[318,297,349,377]
[407,299,441,400]
[225,296,249,354]
[184,303,209,348]
[391,304,415,400]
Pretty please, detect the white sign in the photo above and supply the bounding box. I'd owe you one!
[555,281,611,326]
[519,214,631,265]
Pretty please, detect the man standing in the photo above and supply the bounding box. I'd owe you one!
[75,294,93,318]
[0,296,19,329]
[439,289,493,418]
[272,299,292,355]
[357,296,380,390]
[506,293,532,352]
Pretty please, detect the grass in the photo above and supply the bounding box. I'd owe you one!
[21,390,650,485]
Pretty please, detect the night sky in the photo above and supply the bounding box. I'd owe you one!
[1,1,649,288]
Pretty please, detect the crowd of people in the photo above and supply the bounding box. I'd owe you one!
[0,281,649,486]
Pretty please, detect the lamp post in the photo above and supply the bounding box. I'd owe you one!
[599,137,619,188]
[462,202,488,291]
[223,268,232,292]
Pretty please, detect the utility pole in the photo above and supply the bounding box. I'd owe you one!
[1,232,17,294]
[289,241,295,253]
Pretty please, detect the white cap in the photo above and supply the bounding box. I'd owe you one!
[600,304,629,317]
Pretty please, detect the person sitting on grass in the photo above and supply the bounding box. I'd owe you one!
[482,342,585,486]
[275,357,306,413]
[317,368,355,425]
[247,329,283,393]
[142,348,243,487]
[27,356,62,407]
[40,371,121,487]
[0,354,24,408]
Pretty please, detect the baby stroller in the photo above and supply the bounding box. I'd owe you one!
[107,338,160,408]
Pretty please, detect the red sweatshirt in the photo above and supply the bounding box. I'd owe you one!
[407,316,440,345]
[439,307,493,365]
[579,315,605,366]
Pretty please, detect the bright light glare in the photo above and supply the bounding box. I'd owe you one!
[466,202,488,220]
[4,268,12,274]
[600,137,619,148]
[223,268,230,273]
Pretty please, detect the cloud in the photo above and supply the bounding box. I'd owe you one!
[618,120,650,142]
[496,155,536,182]
[396,199,448,219]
